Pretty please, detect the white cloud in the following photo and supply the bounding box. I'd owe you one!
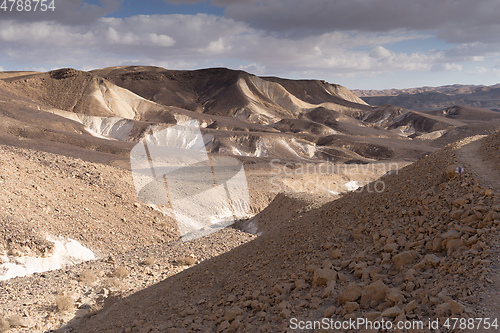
[473,66,488,74]
[370,46,392,59]
[0,12,494,84]
[211,0,500,44]
[434,63,463,72]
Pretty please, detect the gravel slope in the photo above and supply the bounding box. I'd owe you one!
[62,132,499,332]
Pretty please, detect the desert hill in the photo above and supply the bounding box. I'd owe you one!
[62,131,500,332]
[354,83,500,112]
[3,67,498,167]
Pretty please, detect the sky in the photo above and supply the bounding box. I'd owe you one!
[1,0,500,90]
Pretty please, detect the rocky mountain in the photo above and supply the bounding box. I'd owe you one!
[2,66,498,167]
[354,83,500,111]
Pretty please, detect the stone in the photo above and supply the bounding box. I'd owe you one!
[345,301,359,313]
[449,300,465,314]
[424,254,441,267]
[384,243,399,252]
[441,229,460,240]
[381,306,401,318]
[322,279,337,298]
[313,268,337,286]
[446,165,461,179]
[392,250,418,270]
[404,300,418,313]
[386,288,405,305]
[446,239,465,256]
[452,198,469,206]
[338,283,363,304]
[324,306,337,317]
[218,321,230,332]
[360,280,388,307]
[450,210,464,219]
[432,237,443,251]
[224,307,243,321]
[435,302,450,316]
[381,228,393,238]
[331,249,342,259]
[461,214,479,225]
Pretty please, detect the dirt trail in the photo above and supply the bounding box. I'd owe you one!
[457,136,500,191]
[456,136,500,325]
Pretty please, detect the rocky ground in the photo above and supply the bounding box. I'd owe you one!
[56,133,499,332]
[0,141,400,332]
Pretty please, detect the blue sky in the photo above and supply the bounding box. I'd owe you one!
[1,0,500,90]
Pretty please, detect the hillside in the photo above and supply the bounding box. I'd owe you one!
[2,67,497,167]
[62,131,500,332]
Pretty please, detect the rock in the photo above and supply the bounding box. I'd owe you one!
[404,300,418,313]
[392,250,418,270]
[450,210,464,219]
[441,229,460,240]
[461,214,479,225]
[345,302,359,313]
[449,300,465,314]
[217,320,230,332]
[485,189,494,197]
[381,306,401,318]
[313,268,337,286]
[386,288,405,305]
[381,229,393,238]
[7,315,32,328]
[224,307,243,321]
[0,317,9,331]
[331,249,342,259]
[365,311,381,321]
[435,302,450,316]
[432,237,443,251]
[452,198,469,206]
[322,279,337,298]
[424,254,441,267]
[384,243,399,252]
[338,283,363,305]
[404,269,417,281]
[360,280,388,307]
[324,305,337,317]
[446,239,465,256]
[310,297,321,309]
[446,165,462,179]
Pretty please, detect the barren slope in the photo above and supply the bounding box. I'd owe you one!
[63,132,500,332]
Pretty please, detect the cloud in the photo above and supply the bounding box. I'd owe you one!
[167,0,500,45]
[0,7,497,88]
[370,46,392,59]
[1,0,122,25]
[432,63,463,72]
[0,14,446,77]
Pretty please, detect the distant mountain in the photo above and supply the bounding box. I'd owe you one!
[1,67,499,166]
[353,83,500,111]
